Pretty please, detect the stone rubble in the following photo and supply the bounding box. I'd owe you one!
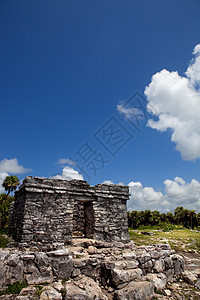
[0,239,192,300]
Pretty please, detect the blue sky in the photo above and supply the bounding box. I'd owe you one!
[1,0,200,212]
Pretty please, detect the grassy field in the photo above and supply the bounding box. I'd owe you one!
[0,225,200,252]
[0,228,9,248]
[129,225,200,252]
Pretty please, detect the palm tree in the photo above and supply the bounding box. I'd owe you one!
[2,175,20,197]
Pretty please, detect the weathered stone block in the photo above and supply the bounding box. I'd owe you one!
[114,281,154,300]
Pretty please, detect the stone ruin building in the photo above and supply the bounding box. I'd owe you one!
[9,177,130,250]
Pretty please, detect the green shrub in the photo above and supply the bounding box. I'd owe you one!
[0,281,27,295]
[0,234,8,248]
[154,289,163,295]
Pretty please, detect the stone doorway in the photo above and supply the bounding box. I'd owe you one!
[72,200,94,238]
[84,201,94,238]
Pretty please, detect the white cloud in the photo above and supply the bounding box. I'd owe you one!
[128,177,200,212]
[56,158,77,166]
[51,166,83,181]
[144,44,200,161]
[186,44,200,89]
[117,104,144,121]
[0,158,31,174]
[102,180,114,185]
[164,177,200,211]
[128,181,164,212]
[102,180,124,185]
[0,158,31,193]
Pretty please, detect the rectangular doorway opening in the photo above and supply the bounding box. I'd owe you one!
[72,200,94,238]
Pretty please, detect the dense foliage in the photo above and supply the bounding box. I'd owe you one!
[0,175,19,229]
[128,207,200,229]
[0,193,14,228]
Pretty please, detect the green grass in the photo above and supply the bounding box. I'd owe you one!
[129,226,200,252]
[136,223,185,231]
[0,281,28,295]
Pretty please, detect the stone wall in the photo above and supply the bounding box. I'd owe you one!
[9,177,130,250]
[0,241,185,299]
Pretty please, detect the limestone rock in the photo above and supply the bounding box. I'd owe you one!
[51,255,73,278]
[182,270,198,285]
[140,259,153,274]
[47,249,69,257]
[165,268,174,282]
[4,258,23,286]
[40,287,62,300]
[153,258,165,273]
[19,286,37,296]
[163,289,172,296]
[123,252,137,260]
[137,252,151,264]
[164,256,173,270]
[19,286,37,300]
[114,281,154,300]
[15,296,33,300]
[73,257,101,279]
[65,275,108,300]
[113,241,125,248]
[111,268,142,287]
[145,273,167,290]
[0,241,187,297]
[88,246,98,254]
[6,254,20,267]
[195,278,200,289]
[125,260,139,269]
[171,254,184,277]
[51,280,64,292]
[25,263,52,285]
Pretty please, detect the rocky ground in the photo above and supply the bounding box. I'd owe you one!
[0,238,200,299]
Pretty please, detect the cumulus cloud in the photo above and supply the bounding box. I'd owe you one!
[0,158,31,174]
[164,177,200,211]
[128,177,200,212]
[128,181,164,212]
[144,44,200,160]
[51,166,83,181]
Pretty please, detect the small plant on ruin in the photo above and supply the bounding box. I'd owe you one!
[154,289,163,295]
[35,285,43,297]
[60,288,67,298]
[0,281,27,295]
[62,278,70,284]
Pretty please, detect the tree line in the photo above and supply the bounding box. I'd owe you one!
[128,207,200,229]
[0,175,19,228]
